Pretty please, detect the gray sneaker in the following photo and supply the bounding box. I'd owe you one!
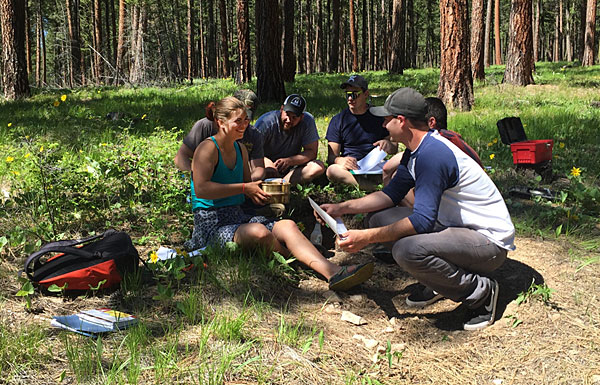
[406,284,444,307]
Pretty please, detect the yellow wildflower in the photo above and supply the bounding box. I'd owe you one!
[559,142,565,149]
[53,100,60,107]
[100,143,108,146]
[24,153,31,159]
[11,171,20,176]
[492,138,498,144]
[39,145,44,152]
[7,122,12,127]
[489,154,495,160]
[25,135,30,139]
[487,142,493,147]
[570,167,581,177]
[5,156,14,163]
[60,94,67,102]
[141,114,147,120]
[150,251,158,263]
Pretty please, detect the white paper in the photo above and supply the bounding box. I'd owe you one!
[308,197,348,236]
[355,147,387,173]
[156,246,204,261]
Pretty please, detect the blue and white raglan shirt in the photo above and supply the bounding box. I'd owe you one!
[382,130,515,250]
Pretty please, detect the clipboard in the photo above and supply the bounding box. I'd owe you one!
[308,197,348,237]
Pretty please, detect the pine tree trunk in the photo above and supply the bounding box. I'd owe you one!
[282,0,295,81]
[207,0,217,77]
[329,0,340,72]
[533,0,539,63]
[306,0,313,73]
[438,0,473,111]
[427,0,436,67]
[187,0,194,82]
[582,0,596,65]
[494,0,502,64]
[66,0,84,86]
[471,0,485,80]
[503,0,534,85]
[578,0,586,61]
[361,0,366,69]
[0,0,31,99]
[236,0,251,83]
[316,0,324,72]
[390,0,404,74]
[484,0,492,66]
[256,0,285,102]
[25,0,31,76]
[36,0,46,86]
[114,0,125,84]
[93,0,103,82]
[218,0,230,77]
[349,0,359,71]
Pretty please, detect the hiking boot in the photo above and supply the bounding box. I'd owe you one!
[406,284,444,307]
[463,279,499,331]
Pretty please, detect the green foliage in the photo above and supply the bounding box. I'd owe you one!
[516,279,555,306]
[0,323,48,379]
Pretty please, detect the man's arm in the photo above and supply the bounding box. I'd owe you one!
[373,138,398,155]
[321,191,395,217]
[174,143,194,172]
[338,217,417,253]
[327,141,358,170]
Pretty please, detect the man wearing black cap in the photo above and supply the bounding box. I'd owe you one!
[254,94,325,185]
[174,89,266,181]
[317,87,515,331]
[325,75,397,188]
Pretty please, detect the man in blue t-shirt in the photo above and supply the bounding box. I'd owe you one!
[255,94,325,185]
[318,88,515,331]
[325,75,397,187]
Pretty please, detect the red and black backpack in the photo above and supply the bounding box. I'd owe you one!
[23,229,139,292]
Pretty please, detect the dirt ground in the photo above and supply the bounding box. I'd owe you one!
[2,232,599,384]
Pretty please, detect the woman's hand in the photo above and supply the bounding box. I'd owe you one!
[244,181,271,205]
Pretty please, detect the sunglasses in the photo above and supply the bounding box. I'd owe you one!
[345,90,363,100]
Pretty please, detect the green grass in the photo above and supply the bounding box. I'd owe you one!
[1,62,600,383]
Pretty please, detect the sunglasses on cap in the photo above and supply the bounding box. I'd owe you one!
[345,90,363,100]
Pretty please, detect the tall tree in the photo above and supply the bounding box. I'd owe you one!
[349,0,359,71]
[187,0,194,82]
[114,0,126,84]
[494,0,502,64]
[255,0,285,101]
[316,0,324,72]
[282,0,295,81]
[471,0,486,79]
[206,0,217,77]
[533,0,540,63]
[0,0,31,99]
[35,0,47,86]
[390,0,404,73]
[503,0,534,85]
[93,0,103,82]
[484,0,493,66]
[24,0,31,76]
[438,0,474,111]
[236,0,251,83]
[218,0,230,77]
[361,0,367,69]
[65,0,84,86]
[329,0,340,72]
[582,0,596,65]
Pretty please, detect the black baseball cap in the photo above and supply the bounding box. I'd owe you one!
[282,94,306,116]
[369,87,428,121]
[233,89,258,119]
[340,75,368,91]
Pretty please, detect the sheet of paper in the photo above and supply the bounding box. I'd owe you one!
[308,197,348,236]
[156,246,204,261]
[350,161,385,175]
[356,147,387,173]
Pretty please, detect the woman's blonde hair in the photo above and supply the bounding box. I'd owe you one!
[213,96,246,122]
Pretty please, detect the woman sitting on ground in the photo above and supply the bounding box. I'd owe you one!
[184,96,373,291]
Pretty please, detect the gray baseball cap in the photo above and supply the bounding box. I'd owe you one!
[233,89,258,119]
[340,74,368,90]
[369,87,428,121]
[282,94,306,116]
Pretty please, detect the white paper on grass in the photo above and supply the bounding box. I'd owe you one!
[352,147,387,175]
[156,246,204,261]
[308,197,348,236]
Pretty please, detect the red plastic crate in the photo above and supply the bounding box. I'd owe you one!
[510,139,553,164]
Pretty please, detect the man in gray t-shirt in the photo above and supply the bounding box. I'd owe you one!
[254,94,325,185]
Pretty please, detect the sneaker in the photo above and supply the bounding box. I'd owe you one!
[463,279,499,331]
[372,245,395,264]
[406,284,444,307]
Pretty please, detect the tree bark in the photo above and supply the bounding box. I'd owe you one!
[349,0,359,71]
[114,0,125,84]
[187,0,194,82]
[438,0,473,111]
[390,0,404,74]
[533,0,539,63]
[503,0,534,85]
[0,0,31,99]
[236,0,251,83]
[484,0,492,66]
[582,0,596,65]
[25,0,31,76]
[494,0,502,64]
[66,0,84,86]
[218,0,230,77]
[282,0,295,81]
[256,0,285,102]
[329,0,340,72]
[306,0,313,73]
[316,0,324,72]
[93,0,103,82]
[471,0,485,80]
[361,0,367,69]
[36,0,47,86]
